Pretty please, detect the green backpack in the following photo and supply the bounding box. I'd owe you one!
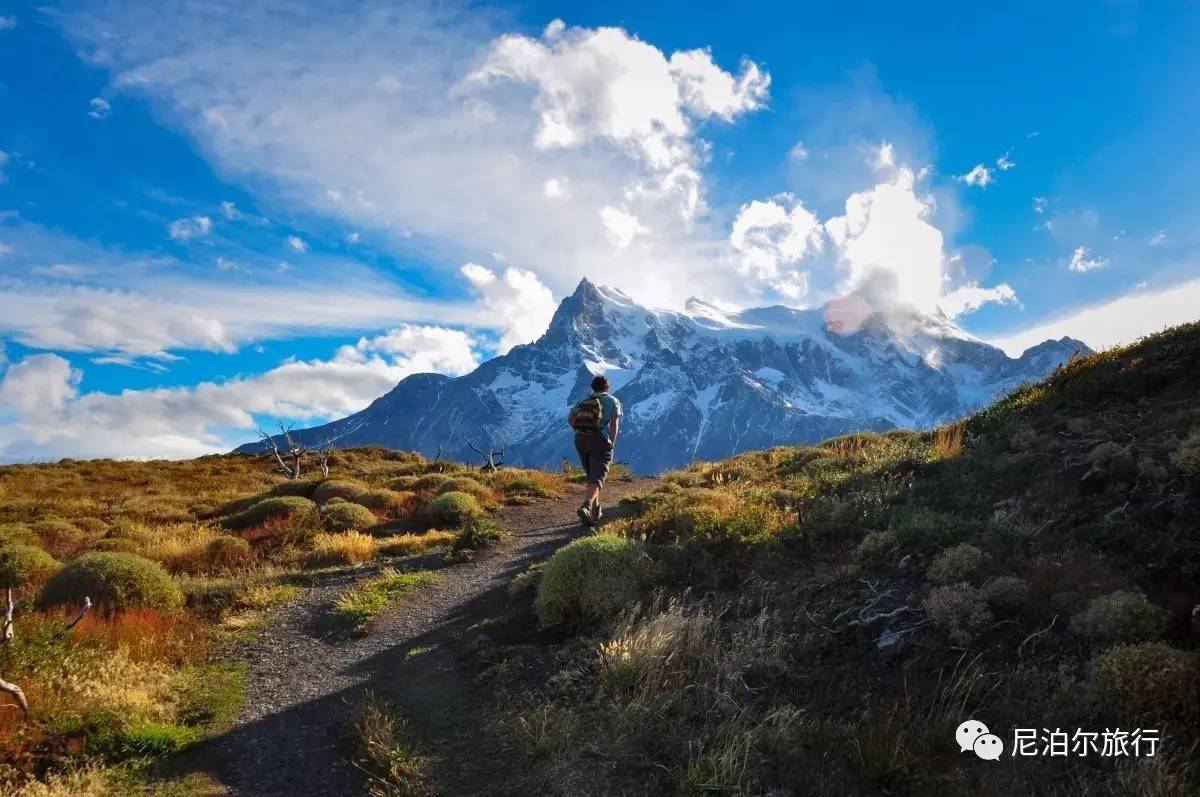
[568,396,605,433]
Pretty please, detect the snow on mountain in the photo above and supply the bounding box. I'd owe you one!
[238,279,1089,473]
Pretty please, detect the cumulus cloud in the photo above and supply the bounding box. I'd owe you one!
[1068,245,1109,272]
[459,263,557,352]
[996,152,1014,171]
[0,326,480,460]
[88,97,112,119]
[167,215,212,241]
[287,235,308,253]
[729,197,823,299]
[600,206,649,249]
[989,276,1200,356]
[958,164,993,187]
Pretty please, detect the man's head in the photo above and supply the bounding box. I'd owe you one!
[590,374,610,393]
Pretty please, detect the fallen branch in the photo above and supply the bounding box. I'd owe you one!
[1018,614,1058,658]
[844,605,914,629]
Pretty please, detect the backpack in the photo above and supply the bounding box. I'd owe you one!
[568,395,605,433]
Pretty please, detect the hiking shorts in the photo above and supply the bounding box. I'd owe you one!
[574,432,614,487]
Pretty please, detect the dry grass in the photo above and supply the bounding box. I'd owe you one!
[355,692,433,797]
[307,531,378,567]
[376,531,456,557]
[931,421,965,459]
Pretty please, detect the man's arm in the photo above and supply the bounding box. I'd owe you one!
[608,416,620,446]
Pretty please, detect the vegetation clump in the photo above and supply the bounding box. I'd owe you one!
[425,491,483,527]
[40,551,183,612]
[536,534,647,628]
[1089,642,1200,728]
[921,583,992,645]
[321,501,380,533]
[980,576,1030,614]
[332,569,440,629]
[220,496,318,531]
[1070,591,1165,646]
[1169,428,1200,475]
[447,517,509,559]
[0,543,60,588]
[311,479,368,504]
[926,543,986,584]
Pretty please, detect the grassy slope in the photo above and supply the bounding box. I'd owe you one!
[0,447,565,793]
[499,322,1200,796]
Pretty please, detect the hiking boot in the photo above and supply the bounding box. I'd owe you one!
[577,503,593,526]
[591,503,603,524]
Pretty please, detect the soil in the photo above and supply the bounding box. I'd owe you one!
[175,476,657,796]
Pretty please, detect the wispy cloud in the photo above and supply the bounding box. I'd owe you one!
[958,163,993,188]
[1068,245,1109,273]
[167,215,212,241]
[88,97,112,119]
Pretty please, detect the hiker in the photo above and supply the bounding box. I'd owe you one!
[568,374,622,526]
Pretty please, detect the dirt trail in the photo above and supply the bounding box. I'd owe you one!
[180,477,655,797]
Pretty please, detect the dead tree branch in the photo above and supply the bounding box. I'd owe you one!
[467,439,507,472]
[257,422,307,479]
[1018,614,1058,658]
[314,440,334,478]
[1,595,92,718]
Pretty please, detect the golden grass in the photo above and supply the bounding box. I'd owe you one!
[376,530,457,557]
[307,531,378,566]
[932,420,966,459]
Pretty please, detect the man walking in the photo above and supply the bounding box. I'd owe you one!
[568,374,622,526]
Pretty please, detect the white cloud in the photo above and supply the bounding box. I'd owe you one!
[220,201,241,220]
[958,164,993,187]
[0,326,480,461]
[789,141,809,161]
[88,97,112,119]
[939,282,1018,316]
[167,215,213,241]
[600,206,649,249]
[287,235,308,253]
[0,150,8,183]
[989,276,1200,356]
[729,197,823,299]
[1149,230,1167,246]
[1033,196,1047,214]
[542,177,569,199]
[874,142,896,170]
[996,152,1014,171]
[459,263,556,352]
[1068,245,1109,273]
[0,15,15,31]
[215,256,236,271]
[346,231,361,244]
[30,263,90,279]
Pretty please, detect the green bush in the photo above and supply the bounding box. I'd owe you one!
[1087,441,1136,478]
[1090,643,1200,727]
[1169,429,1200,475]
[981,576,1030,614]
[447,517,508,559]
[425,491,483,527]
[104,721,201,758]
[220,496,318,531]
[40,551,183,612]
[321,502,380,533]
[926,544,986,585]
[536,534,647,628]
[1070,591,1165,646]
[0,523,39,546]
[90,537,142,554]
[856,530,897,565]
[0,544,60,588]
[410,473,454,492]
[922,583,992,645]
[889,508,966,551]
[311,479,368,504]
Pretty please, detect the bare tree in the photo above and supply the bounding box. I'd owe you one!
[2,594,92,717]
[467,439,506,472]
[314,440,334,478]
[257,422,307,480]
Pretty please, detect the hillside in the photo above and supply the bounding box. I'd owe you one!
[471,321,1200,795]
[239,279,1086,473]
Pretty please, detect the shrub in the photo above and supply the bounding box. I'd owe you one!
[425,491,483,527]
[0,523,39,546]
[889,508,966,551]
[926,544,986,585]
[1169,429,1200,475]
[1087,441,1136,479]
[447,518,508,559]
[308,531,378,566]
[332,569,440,629]
[409,473,454,492]
[0,544,60,589]
[536,534,647,628]
[355,489,415,516]
[981,576,1030,614]
[91,537,142,554]
[922,583,992,645]
[435,477,495,503]
[856,531,897,565]
[322,502,380,533]
[40,552,184,612]
[205,536,253,572]
[220,496,318,531]
[312,479,368,504]
[1090,643,1200,727]
[1070,591,1165,646]
[377,531,457,557]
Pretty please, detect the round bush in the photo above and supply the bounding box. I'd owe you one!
[321,502,380,533]
[435,477,494,503]
[536,534,647,628]
[311,480,367,505]
[40,552,183,612]
[922,583,992,646]
[91,538,142,555]
[425,491,483,527]
[0,523,39,546]
[355,489,414,516]
[1070,591,1165,646]
[981,576,1030,614]
[1090,643,1200,727]
[205,536,253,571]
[220,496,318,531]
[927,544,987,585]
[0,544,60,589]
[856,530,897,565]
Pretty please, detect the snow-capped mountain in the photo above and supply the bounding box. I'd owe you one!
[238,279,1088,473]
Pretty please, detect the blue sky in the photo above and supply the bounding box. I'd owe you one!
[1,0,1198,460]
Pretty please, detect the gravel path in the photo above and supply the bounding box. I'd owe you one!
[181,477,655,796]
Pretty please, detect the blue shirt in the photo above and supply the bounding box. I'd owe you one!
[589,391,622,442]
